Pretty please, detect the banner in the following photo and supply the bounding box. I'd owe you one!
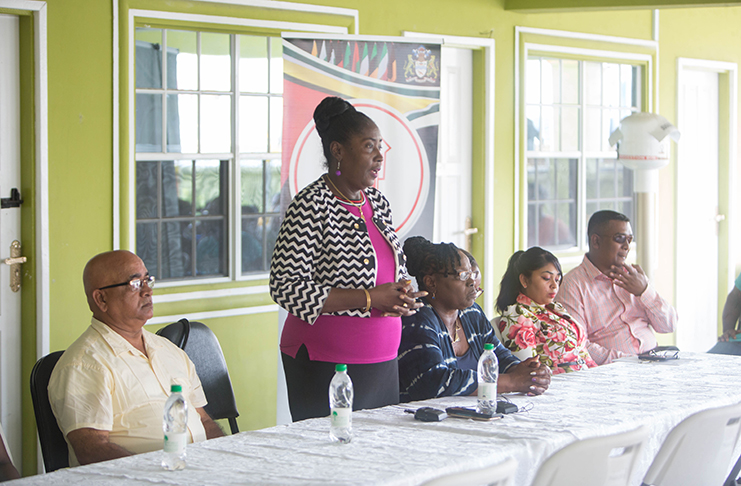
[281,35,441,239]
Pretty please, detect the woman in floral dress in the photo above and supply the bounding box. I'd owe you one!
[496,247,597,374]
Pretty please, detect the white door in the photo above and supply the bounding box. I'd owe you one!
[434,47,473,248]
[0,14,23,472]
[676,67,719,353]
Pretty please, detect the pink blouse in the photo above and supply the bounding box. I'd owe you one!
[280,195,401,364]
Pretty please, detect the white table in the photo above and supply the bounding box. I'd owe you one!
[12,352,741,485]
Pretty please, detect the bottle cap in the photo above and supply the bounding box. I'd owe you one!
[484,343,495,350]
[335,364,347,372]
[170,384,183,392]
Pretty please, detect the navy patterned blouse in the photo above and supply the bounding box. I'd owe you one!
[398,302,520,402]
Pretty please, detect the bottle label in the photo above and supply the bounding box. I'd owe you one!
[331,407,351,428]
[164,432,187,453]
[478,382,496,401]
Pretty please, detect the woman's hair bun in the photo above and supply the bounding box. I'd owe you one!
[403,236,434,278]
[313,97,357,138]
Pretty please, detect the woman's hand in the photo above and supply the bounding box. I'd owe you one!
[498,357,551,395]
[369,280,427,317]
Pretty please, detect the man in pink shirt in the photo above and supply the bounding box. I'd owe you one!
[557,210,678,365]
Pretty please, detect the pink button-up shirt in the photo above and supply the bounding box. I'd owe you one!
[557,255,678,364]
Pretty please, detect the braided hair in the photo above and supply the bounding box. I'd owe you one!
[313,96,375,169]
[403,236,462,293]
[496,246,562,313]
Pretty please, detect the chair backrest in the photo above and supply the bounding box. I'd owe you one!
[642,401,741,486]
[532,425,649,486]
[421,456,517,486]
[30,351,69,472]
[156,319,240,434]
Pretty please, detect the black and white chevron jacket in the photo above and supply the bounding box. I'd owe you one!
[269,176,407,324]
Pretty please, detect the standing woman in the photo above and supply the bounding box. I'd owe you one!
[270,97,425,421]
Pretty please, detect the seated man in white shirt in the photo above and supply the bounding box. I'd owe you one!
[49,250,224,466]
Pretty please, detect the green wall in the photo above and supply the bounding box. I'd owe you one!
[13,0,741,475]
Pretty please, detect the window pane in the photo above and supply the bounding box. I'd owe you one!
[196,219,225,276]
[266,159,281,212]
[167,94,198,153]
[162,160,193,217]
[620,200,634,222]
[167,30,198,91]
[555,202,576,247]
[136,94,162,152]
[270,37,283,94]
[526,105,541,151]
[561,106,579,152]
[536,202,556,246]
[265,215,280,263]
[603,109,621,151]
[135,28,163,89]
[556,158,576,200]
[585,61,601,106]
[527,203,538,248]
[162,221,193,279]
[195,160,226,216]
[240,96,269,153]
[200,32,231,92]
[542,59,559,104]
[603,63,619,107]
[200,95,232,153]
[241,159,264,213]
[526,58,541,104]
[270,97,283,153]
[242,216,263,273]
[239,35,268,93]
[561,60,579,105]
[599,159,616,198]
[585,107,601,153]
[586,158,598,199]
[137,222,159,276]
[620,64,633,108]
[541,106,556,152]
[137,162,159,219]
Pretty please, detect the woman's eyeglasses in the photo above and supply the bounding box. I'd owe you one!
[98,275,156,292]
[443,270,481,282]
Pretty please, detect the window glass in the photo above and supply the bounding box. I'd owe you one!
[526,56,640,251]
[133,26,283,281]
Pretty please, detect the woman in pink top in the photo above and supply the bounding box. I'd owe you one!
[496,247,597,374]
[270,97,425,421]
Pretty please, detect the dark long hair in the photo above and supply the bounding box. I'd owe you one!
[496,246,562,313]
[403,236,461,293]
[313,96,375,169]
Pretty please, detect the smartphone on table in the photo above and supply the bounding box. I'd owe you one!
[445,407,503,421]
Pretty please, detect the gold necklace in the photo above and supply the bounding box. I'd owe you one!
[451,318,462,344]
[325,175,366,221]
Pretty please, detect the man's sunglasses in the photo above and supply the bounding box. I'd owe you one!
[98,275,156,292]
[601,233,634,245]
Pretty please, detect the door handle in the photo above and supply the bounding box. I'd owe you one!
[2,240,27,292]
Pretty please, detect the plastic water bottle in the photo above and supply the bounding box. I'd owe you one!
[329,364,354,443]
[477,343,499,414]
[162,384,187,470]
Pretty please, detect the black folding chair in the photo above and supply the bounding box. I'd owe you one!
[30,351,69,472]
[157,319,240,434]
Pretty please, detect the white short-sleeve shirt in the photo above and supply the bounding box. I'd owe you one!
[49,318,208,466]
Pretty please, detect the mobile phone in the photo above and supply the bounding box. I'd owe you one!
[445,407,503,421]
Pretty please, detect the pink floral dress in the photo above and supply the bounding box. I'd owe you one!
[498,293,597,374]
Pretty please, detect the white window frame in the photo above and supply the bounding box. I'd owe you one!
[515,27,656,267]
[115,1,356,290]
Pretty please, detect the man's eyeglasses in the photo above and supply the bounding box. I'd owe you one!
[443,270,481,282]
[602,233,634,245]
[98,275,155,292]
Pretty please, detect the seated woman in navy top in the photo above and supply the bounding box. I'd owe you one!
[398,237,551,402]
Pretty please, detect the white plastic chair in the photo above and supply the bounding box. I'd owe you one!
[642,401,741,486]
[491,316,534,361]
[531,425,649,486]
[421,456,517,486]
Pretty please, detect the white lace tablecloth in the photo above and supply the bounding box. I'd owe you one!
[13,352,741,485]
